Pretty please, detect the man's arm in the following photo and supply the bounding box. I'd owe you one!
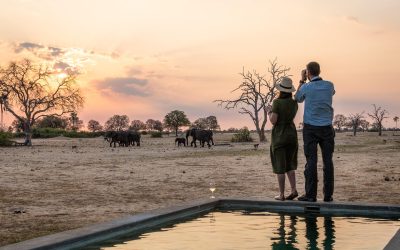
[294,69,307,103]
[294,81,306,103]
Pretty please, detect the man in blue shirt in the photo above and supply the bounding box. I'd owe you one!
[295,61,335,202]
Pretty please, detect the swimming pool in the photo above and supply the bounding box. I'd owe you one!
[2,199,399,250]
[82,210,400,250]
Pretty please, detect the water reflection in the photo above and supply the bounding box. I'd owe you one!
[323,217,336,250]
[88,211,398,250]
[271,215,299,250]
[271,215,336,250]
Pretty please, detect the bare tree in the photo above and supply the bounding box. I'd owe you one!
[214,59,290,142]
[368,104,389,136]
[347,113,364,136]
[333,114,347,132]
[0,59,84,145]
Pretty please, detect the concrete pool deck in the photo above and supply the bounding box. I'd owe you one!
[1,198,399,250]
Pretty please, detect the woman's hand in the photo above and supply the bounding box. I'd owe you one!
[266,104,272,114]
[269,112,278,125]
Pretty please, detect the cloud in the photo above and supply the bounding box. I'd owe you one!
[126,66,165,79]
[126,67,143,76]
[13,41,119,62]
[345,16,360,24]
[14,42,65,60]
[54,61,71,70]
[15,42,44,52]
[94,77,150,97]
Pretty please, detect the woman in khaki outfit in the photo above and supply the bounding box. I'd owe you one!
[267,77,299,201]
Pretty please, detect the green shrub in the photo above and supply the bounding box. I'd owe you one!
[0,132,13,147]
[13,132,26,138]
[231,127,253,142]
[150,131,162,138]
[29,128,105,138]
[63,131,104,138]
[32,128,65,138]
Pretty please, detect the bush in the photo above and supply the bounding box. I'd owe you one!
[30,128,104,138]
[63,131,104,138]
[0,132,13,147]
[150,131,162,138]
[141,131,148,135]
[231,127,253,142]
[32,128,65,138]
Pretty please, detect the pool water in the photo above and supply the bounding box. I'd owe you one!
[84,211,400,250]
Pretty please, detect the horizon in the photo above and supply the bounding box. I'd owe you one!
[1,0,399,129]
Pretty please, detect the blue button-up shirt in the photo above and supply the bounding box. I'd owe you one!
[294,77,335,126]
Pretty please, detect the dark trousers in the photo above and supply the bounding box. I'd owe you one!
[303,124,335,199]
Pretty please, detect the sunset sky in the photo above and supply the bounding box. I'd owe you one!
[1,0,399,129]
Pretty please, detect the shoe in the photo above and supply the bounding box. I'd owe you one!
[297,195,316,202]
[324,197,333,202]
[274,195,285,201]
[286,191,299,200]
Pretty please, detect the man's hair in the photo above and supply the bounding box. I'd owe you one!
[306,61,320,76]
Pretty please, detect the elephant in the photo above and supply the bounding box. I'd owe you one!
[175,138,186,147]
[186,128,214,148]
[104,131,140,147]
[127,130,141,146]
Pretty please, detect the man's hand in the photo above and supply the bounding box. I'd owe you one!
[301,69,307,83]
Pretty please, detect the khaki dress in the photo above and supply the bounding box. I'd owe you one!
[270,98,298,174]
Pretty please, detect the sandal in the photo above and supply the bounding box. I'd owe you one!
[286,191,298,200]
[274,195,285,201]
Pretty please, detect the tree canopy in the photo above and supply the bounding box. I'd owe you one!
[163,110,190,136]
[0,59,84,145]
[87,120,103,132]
[104,115,130,131]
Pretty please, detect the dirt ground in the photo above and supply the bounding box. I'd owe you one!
[0,132,399,246]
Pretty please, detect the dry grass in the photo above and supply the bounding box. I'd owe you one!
[0,131,399,246]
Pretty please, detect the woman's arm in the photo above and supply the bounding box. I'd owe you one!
[269,112,278,125]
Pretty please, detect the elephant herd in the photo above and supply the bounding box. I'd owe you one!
[104,131,141,147]
[104,128,214,148]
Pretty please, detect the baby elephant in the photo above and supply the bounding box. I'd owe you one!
[175,138,186,147]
